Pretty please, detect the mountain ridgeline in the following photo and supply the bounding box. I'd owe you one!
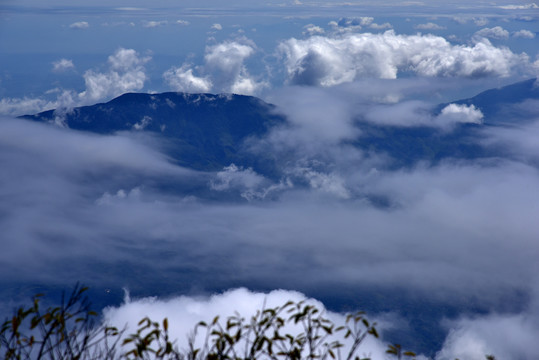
[22,92,285,173]
[22,78,539,172]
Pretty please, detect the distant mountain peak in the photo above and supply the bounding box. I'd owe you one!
[21,91,285,173]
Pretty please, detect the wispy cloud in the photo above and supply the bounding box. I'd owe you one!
[52,58,75,73]
[69,21,89,29]
[142,20,168,28]
[414,22,446,30]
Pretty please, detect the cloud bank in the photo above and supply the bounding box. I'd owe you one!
[278,31,529,86]
[103,288,390,359]
[2,74,539,357]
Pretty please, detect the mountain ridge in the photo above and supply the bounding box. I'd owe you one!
[20,78,539,171]
[21,92,285,173]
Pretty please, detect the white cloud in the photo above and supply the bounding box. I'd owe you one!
[436,312,539,360]
[0,97,55,116]
[499,2,538,9]
[289,166,351,199]
[205,41,254,85]
[210,164,265,191]
[267,85,359,143]
[336,17,374,28]
[278,31,529,86]
[132,115,152,130]
[69,21,89,29]
[451,16,468,24]
[303,24,325,36]
[102,288,389,359]
[369,22,393,30]
[0,89,77,117]
[211,23,223,31]
[52,58,75,73]
[513,29,536,39]
[414,22,446,30]
[176,20,190,26]
[163,64,213,93]
[328,17,389,34]
[115,7,146,11]
[164,39,265,95]
[209,164,286,201]
[474,26,510,40]
[452,17,488,26]
[0,49,151,116]
[436,104,484,128]
[96,188,142,206]
[79,48,150,103]
[473,17,489,26]
[142,20,168,28]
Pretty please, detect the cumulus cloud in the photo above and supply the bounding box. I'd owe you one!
[303,24,325,36]
[103,288,389,359]
[0,49,150,116]
[436,103,484,128]
[52,58,75,73]
[211,23,223,31]
[176,20,190,26]
[69,21,89,29]
[513,29,536,39]
[79,48,150,103]
[164,39,266,95]
[163,64,213,93]
[278,31,529,86]
[473,26,510,40]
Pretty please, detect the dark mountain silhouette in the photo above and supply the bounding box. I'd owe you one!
[436,77,539,124]
[21,78,538,172]
[354,78,539,167]
[21,92,285,174]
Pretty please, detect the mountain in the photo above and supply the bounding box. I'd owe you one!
[21,92,285,173]
[21,78,538,172]
[354,78,539,167]
[436,77,539,124]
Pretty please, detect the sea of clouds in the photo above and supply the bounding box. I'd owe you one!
[1,16,539,358]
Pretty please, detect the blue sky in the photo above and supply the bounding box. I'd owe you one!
[1,1,539,359]
[0,0,537,111]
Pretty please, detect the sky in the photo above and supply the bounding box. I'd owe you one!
[1,1,539,359]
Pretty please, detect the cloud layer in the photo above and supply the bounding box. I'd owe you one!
[2,73,539,357]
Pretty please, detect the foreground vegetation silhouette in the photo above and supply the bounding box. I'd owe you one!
[1,284,494,360]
